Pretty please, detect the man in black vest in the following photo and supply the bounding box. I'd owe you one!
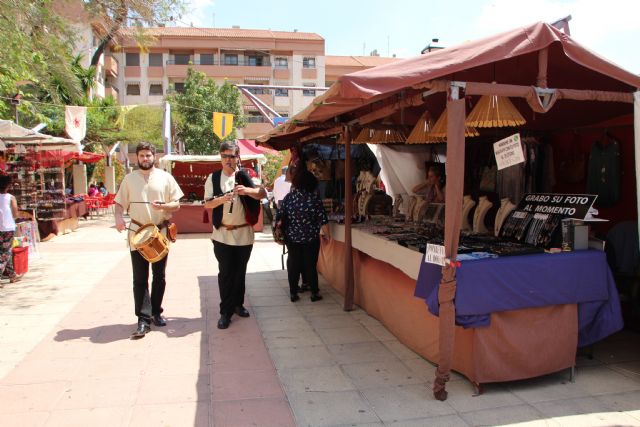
[204,141,266,329]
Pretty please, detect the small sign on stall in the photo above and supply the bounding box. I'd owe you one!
[425,243,446,266]
[494,133,525,170]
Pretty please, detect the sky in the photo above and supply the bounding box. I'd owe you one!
[177,0,640,74]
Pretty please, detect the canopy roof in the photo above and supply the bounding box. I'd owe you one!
[0,120,81,152]
[259,22,640,149]
[158,153,266,167]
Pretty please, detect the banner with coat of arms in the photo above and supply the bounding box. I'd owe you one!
[212,112,234,140]
[65,106,87,142]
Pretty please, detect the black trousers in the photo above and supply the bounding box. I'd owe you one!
[213,241,253,316]
[130,250,168,324]
[286,238,320,295]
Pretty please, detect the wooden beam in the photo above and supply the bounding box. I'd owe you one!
[342,125,355,311]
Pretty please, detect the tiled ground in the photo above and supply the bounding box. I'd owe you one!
[0,218,639,426]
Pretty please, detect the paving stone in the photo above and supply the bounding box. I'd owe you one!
[269,345,336,370]
[317,326,378,345]
[278,365,356,393]
[288,390,380,427]
[361,384,457,422]
[341,360,425,389]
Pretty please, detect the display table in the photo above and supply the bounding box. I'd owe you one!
[416,250,623,347]
[37,200,88,238]
[172,203,264,234]
[318,223,620,384]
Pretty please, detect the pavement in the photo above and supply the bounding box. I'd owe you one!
[0,216,640,427]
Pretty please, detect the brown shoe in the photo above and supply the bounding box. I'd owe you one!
[9,275,22,283]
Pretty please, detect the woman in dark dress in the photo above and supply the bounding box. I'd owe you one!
[277,167,329,302]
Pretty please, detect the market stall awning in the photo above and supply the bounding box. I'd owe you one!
[258,21,640,149]
[237,139,277,156]
[158,153,266,169]
[0,120,81,152]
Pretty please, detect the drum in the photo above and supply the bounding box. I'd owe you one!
[131,223,169,263]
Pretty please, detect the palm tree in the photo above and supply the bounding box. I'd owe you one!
[71,54,97,98]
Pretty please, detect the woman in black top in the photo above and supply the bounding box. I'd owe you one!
[278,167,329,302]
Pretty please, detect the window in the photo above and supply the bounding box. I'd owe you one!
[126,53,140,66]
[223,54,238,65]
[174,54,191,65]
[275,88,288,97]
[148,53,163,67]
[246,114,268,123]
[302,57,316,69]
[173,82,185,93]
[247,87,268,95]
[247,55,264,66]
[302,83,316,97]
[200,54,214,65]
[274,57,288,69]
[126,83,140,96]
[149,83,163,96]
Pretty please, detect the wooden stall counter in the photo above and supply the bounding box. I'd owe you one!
[319,223,583,385]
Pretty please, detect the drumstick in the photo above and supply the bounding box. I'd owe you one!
[130,201,166,204]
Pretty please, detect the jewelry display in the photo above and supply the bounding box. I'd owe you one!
[461,195,476,231]
[494,198,516,236]
[472,196,493,234]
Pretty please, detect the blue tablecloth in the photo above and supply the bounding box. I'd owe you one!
[414,250,623,347]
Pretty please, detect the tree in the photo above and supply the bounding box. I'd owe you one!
[0,0,82,120]
[83,0,187,67]
[168,69,246,155]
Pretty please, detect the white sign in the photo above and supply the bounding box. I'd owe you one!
[493,133,525,170]
[425,243,446,266]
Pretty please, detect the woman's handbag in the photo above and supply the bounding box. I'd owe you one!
[272,211,286,245]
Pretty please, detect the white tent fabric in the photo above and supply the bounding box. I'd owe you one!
[0,120,81,152]
[158,153,266,169]
[367,143,445,202]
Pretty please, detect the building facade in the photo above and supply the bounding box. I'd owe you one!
[115,27,326,139]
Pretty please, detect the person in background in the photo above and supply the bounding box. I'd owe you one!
[272,166,292,208]
[98,182,108,197]
[277,166,329,303]
[87,183,99,197]
[204,140,266,330]
[412,165,445,203]
[115,142,184,338]
[0,175,21,285]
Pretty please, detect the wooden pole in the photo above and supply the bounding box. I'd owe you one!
[343,126,355,311]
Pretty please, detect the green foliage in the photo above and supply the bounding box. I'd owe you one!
[262,151,287,188]
[118,105,163,148]
[91,158,125,187]
[0,0,81,121]
[168,69,246,155]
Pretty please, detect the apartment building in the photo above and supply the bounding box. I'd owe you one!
[115,27,325,139]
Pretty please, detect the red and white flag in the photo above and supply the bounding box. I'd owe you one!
[65,106,87,142]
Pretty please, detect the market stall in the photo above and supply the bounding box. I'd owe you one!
[0,120,90,243]
[258,22,639,398]
[159,153,266,233]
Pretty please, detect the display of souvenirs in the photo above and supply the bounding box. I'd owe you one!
[37,166,65,220]
[5,155,39,211]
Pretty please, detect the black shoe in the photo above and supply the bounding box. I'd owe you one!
[152,314,167,327]
[217,314,231,329]
[234,306,250,317]
[131,321,150,339]
[290,293,300,302]
[299,284,310,293]
[310,293,323,302]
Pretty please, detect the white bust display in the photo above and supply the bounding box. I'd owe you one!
[473,196,493,234]
[461,195,476,231]
[494,197,516,236]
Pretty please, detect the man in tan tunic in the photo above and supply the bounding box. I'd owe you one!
[115,142,184,338]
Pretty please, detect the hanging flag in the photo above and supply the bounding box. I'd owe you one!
[212,112,234,139]
[162,102,171,155]
[65,106,87,142]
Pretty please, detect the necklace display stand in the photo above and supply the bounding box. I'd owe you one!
[462,195,476,231]
[473,196,493,234]
[494,198,516,236]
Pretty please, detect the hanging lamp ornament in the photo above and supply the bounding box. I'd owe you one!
[465,94,526,128]
[352,127,375,144]
[429,107,480,141]
[369,127,407,144]
[406,110,437,144]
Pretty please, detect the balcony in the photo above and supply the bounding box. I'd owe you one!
[273,68,290,80]
[105,86,119,99]
[301,68,317,79]
[124,66,141,78]
[147,66,164,78]
[104,56,118,77]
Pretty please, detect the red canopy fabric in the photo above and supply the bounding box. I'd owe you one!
[237,139,277,156]
[258,21,640,147]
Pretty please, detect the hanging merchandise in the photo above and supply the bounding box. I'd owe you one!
[406,110,436,144]
[466,94,526,128]
[586,133,621,208]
